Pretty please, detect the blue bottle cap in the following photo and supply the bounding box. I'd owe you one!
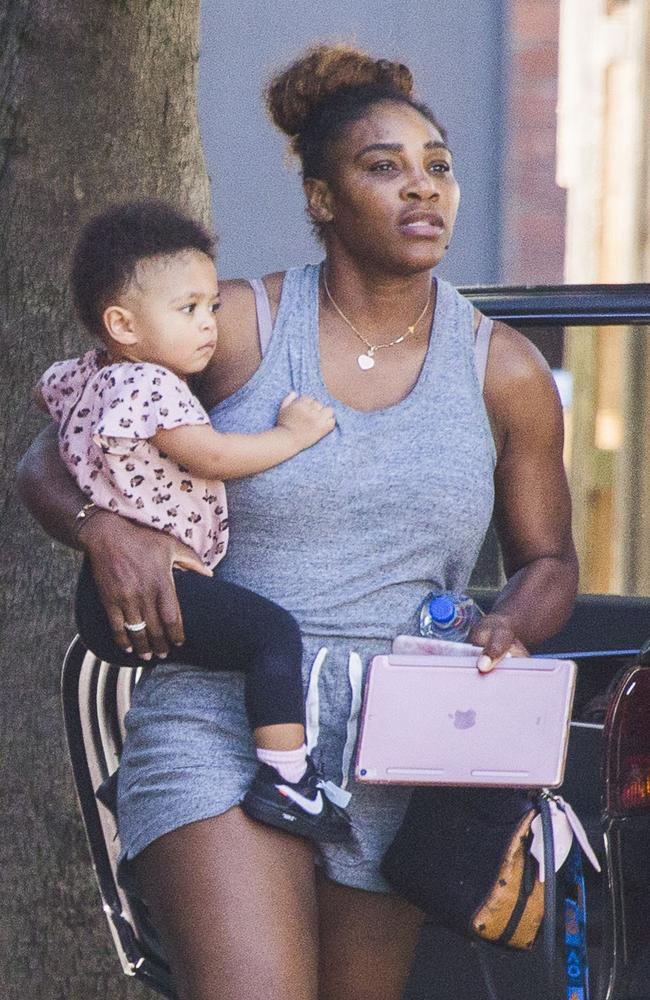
[427,595,456,625]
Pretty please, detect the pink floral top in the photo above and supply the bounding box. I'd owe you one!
[39,349,229,568]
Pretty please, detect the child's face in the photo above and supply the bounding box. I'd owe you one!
[107,250,220,378]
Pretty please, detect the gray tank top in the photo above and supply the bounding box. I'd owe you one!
[210,263,496,642]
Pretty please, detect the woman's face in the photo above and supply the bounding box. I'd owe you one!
[311,101,460,275]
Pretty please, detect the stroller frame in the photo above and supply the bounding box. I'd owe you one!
[61,636,176,998]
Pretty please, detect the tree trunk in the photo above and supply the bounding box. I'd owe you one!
[0,2,210,996]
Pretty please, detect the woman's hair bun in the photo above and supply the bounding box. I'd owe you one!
[266,44,414,137]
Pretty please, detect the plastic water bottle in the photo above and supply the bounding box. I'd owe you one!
[418,591,483,642]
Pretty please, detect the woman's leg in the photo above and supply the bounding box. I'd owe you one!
[130,812,422,1000]
[130,806,319,1000]
[316,872,425,1000]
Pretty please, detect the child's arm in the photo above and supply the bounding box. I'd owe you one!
[152,392,335,480]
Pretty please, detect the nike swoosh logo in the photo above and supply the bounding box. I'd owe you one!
[277,785,324,816]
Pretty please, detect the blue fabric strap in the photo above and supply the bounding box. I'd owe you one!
[564,838,590,999]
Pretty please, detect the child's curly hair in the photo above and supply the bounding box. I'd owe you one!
[71,200,216,338]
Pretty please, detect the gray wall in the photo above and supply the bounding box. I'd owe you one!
[198,0,506,285]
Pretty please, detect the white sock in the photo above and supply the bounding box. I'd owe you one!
[256,744,308,784]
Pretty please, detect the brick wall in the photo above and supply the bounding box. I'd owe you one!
[502,0,566,283]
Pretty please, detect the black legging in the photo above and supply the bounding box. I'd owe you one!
[75,559,305,729]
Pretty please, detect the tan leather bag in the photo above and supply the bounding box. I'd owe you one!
[471,808,544,949]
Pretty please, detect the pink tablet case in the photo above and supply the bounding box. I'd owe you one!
[355,654,576,788]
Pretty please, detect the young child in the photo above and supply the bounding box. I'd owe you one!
[37,200,351,843]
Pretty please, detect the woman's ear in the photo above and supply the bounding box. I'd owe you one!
[102,305,138,346]
[304,178,334,225]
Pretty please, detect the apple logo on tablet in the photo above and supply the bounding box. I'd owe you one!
[451,709,476,730]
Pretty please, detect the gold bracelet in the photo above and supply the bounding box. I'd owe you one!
[75,501,100,537]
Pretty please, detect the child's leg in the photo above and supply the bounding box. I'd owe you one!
[76,559,351,842]
[76,558,305,720]
[154,573,350,838]
[76,558,307,761]
[171,567,309,778]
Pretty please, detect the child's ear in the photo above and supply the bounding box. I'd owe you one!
[304,178,334,225]
[103,305,138,346]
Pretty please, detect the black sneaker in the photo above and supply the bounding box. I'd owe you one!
[242,757,352,843]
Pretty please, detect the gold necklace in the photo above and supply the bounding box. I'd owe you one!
[323,273,432,371]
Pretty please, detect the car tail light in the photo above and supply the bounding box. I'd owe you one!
[603,663,650,816]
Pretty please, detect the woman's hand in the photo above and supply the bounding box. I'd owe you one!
[467,613,529,674]
[79,511,211,660]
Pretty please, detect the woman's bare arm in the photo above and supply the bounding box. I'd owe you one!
[468,322,579,670]
[18,422,88,547]
[17,423,209,659]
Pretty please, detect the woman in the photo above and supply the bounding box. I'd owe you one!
[18,44,578,1000]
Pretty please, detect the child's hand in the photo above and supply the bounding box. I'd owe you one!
[277,391,336,449]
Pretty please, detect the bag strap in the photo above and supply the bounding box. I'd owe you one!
[563,839,590,999]
[537,793,558,993]
[249,278,274,357]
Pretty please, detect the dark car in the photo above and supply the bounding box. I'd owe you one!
[407,285,650,1000]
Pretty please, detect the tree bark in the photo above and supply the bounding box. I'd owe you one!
[0,2,210,996]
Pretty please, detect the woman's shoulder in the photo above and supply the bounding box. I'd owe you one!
[484,320,562,454]
[218,271,286,319]
[195,271,286,410]
[432,282,551,391]
[196,271,290,408]
[215,272,287,336]
[487,321,554,388]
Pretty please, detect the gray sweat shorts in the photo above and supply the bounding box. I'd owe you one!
[117,633,412,893]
